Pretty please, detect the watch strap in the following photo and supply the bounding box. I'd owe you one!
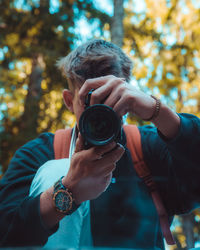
[54,176,66,193]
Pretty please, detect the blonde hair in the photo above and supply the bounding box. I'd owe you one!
[57,39,133,91]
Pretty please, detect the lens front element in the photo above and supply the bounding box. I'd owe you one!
[79,104,121,146]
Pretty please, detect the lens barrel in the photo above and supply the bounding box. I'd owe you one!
[79,104,121,147]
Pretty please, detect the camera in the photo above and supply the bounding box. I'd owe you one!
[79,89,122,148]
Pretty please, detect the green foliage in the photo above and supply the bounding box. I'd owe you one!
[0,0,109,172]
[124,0,200,121]
[123,1,200,248]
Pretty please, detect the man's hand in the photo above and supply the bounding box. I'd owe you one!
[78,75,156,120]
[79,75,180,139]
[62,133,125,204]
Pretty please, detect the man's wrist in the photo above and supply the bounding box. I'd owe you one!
[40,187,65,229]
[143,95,161,121]
[152,102,180,139]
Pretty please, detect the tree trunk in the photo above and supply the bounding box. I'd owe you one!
[20,54,43,137]
[1,54,44,173]
[111,0,124,48]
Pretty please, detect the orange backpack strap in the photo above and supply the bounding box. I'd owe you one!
[54,128,72,159]
[123,124,175,245]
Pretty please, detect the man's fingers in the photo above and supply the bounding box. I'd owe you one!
[74,133,84,153]
[113,98,129,117]
[103,91,121,109]
[89,84,112,106]
[100,143,125,165]
[79,77,108,105]
[87,141,117,160]
[79,75,122,105]
[94,143,125,174]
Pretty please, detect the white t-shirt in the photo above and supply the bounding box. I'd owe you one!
[29,127,92,248]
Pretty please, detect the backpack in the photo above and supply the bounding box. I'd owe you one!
[53,124,175,245]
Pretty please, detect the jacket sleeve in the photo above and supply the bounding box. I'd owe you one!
[0,133,58,247]
[140,113,200,216]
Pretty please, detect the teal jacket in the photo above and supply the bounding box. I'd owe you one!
[0,113,200,249]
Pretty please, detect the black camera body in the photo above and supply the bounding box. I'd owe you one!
[79,90,122,148]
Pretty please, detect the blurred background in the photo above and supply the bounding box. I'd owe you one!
[1,0,200,249]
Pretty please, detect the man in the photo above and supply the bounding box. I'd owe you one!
[0,39,200,249]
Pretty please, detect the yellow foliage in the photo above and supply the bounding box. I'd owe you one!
[12,127,19,134]
[63,112,76,127]
[6,33,19,46]
[174,226,182,233]
[178,235,186,248]
[34,8,40,15]
[41,80,47,90]
[124,1,200,246]
[40,120,48,130]
[7,101,23,118]
[24,60,32,75]
[56,102,62,109]
[124,0,200,117]
[40,103,45,110]
[24,38,32,49]
[134,65,148,79]
[27,22,42,37]
[104,23,110,31]
[50,90,61,99]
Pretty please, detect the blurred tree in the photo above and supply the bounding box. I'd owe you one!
[124,0,200,116]
[123,0,200,249]
[111,0,124,47]
[0,0,110,172]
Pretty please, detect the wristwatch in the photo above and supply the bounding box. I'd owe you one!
[53,176,79,215]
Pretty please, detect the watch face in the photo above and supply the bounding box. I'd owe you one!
[54,190,72,213]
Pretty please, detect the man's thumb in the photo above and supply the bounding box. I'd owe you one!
[74,132,84,153]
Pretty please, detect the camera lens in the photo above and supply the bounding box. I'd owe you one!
[79,104,121,146]
[86,110,114,140]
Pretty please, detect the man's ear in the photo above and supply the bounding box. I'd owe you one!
[63,89,74,112]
